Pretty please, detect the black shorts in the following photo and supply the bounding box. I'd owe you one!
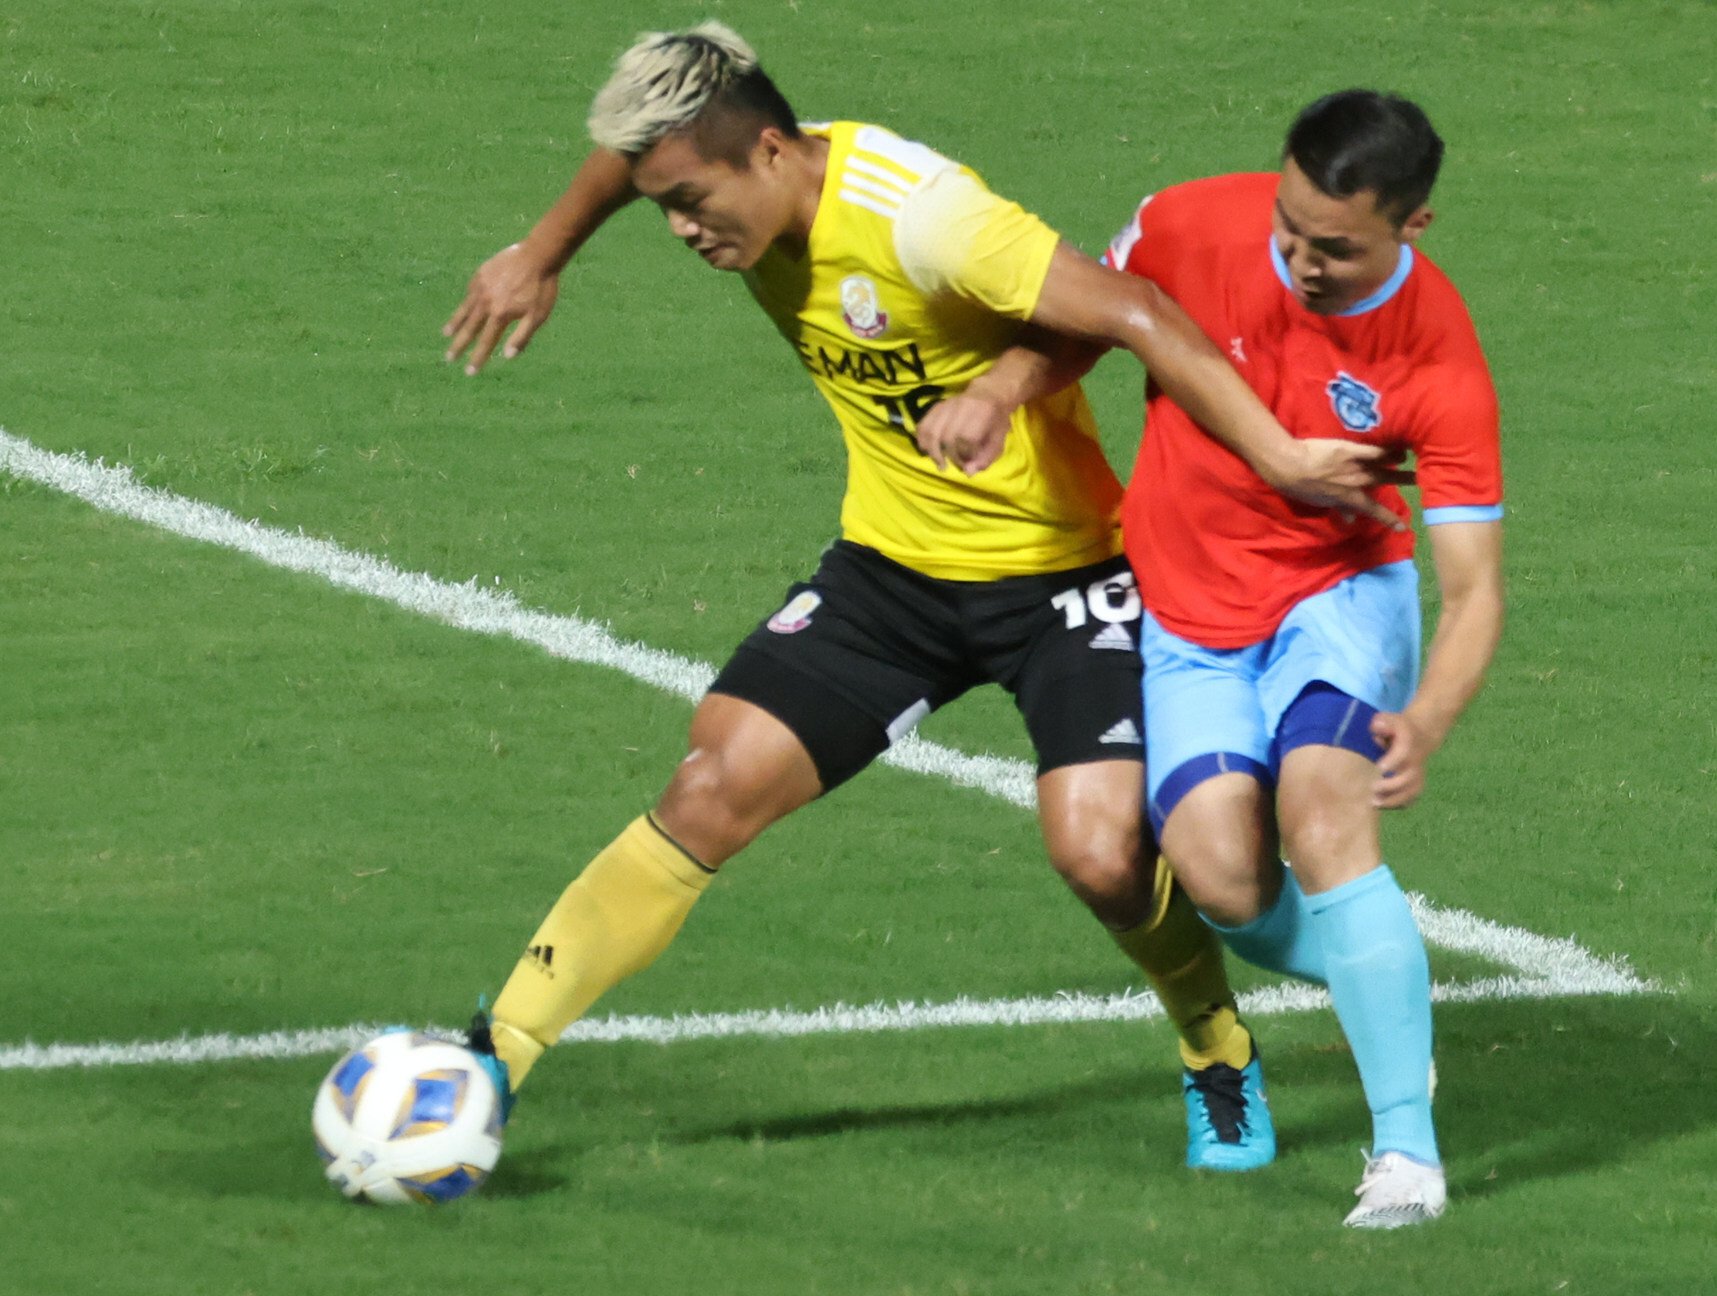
[709,540,1144,791]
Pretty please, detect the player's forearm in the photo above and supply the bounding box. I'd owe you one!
[967,328,1102,409]
[1406,571,1505,750]
[1111,286,1303,481]
[519,148,638,273]
[1029,248,1300,482]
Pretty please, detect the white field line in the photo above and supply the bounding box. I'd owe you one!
[0,431,1661,1075]
[0,896,1657,1072]
[0,429,1034,809]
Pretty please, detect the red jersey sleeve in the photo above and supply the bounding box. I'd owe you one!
[1414,367,1502,519]
[1404,306,1504,524]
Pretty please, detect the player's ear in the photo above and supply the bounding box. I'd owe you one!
[1399,205,1434,244]
[754,125,790,171]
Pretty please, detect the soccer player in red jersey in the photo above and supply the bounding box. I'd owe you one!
[923,91,1504,1227]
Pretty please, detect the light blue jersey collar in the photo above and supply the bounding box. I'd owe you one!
[1269,240,1415,317]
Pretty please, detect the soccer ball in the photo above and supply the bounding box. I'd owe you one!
[312,1030,504,1204]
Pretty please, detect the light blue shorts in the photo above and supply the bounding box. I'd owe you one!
[1142,561,1421,833]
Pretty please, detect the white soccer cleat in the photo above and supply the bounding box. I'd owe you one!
[1342,1151,1447,1229]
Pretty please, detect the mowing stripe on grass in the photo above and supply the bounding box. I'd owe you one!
[0,430,1662,1077]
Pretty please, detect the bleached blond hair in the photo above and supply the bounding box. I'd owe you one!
[588,21,762,155]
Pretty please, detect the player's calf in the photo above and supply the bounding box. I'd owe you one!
[1110,859,1276,1172]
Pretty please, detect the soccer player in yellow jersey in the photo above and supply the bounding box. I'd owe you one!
[442,21,1399,1173]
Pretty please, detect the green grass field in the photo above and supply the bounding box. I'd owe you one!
[4,1,1715,1292]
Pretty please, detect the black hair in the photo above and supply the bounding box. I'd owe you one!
[692,64,801,167]
[1284,90,1444,224]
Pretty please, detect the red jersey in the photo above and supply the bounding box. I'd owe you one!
[1103,172,1502,648]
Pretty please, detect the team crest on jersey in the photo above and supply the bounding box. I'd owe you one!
[1327,371,1383,433]
[767,591,823,635]
[839,275,889,339]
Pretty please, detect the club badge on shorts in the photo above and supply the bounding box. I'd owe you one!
[839,275,889,339]
[767,591,823,634]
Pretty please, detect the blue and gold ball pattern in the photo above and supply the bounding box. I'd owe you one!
[312,1031,504,1205]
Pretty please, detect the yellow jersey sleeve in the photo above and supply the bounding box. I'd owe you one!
[893,169,1060,320]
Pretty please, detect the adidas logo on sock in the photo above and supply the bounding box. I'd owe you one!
[526,943,556,977]
[1099,717,1141,745]
[1089,623,1134,651]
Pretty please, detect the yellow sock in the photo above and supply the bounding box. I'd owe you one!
[1111,857,1254,1071]
[489,814,714,1088]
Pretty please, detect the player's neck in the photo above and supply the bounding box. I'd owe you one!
[773,134,830,260]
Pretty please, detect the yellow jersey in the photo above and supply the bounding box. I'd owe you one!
[743,121,1122,581]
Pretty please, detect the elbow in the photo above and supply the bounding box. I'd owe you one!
[1059,261,1171,353]
[1117,278,1171,343]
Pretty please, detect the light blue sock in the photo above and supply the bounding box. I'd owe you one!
[1306,865,1439,1165]
[1207,866,1327,985]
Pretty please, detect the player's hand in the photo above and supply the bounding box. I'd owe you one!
[915,392,1010,475]
[1270,439,1415,531]
[1369,709,1437,808]
[443,243,562,375]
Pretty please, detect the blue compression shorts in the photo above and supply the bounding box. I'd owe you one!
[1142,560,1422,834]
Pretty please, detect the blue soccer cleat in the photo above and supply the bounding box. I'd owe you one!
[1182,1046,1276,1171]
[465,1005,516,1126]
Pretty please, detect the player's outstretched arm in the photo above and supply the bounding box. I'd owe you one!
[1028,244,1406,527]
[1371,519,1505,808]
[916,326,1101,474]
[443,148,639,375]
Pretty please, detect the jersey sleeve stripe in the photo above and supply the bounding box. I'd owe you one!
[846,155,919,192]
[851,125,950,182]
[1104,196,1151,272]
[841,171,912,204]
[1422,504,1504,525]
[839,187,904,219]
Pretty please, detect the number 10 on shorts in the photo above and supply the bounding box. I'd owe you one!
[1051,571,1141,629]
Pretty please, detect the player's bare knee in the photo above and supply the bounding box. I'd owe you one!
[1162,823,1267,925]
[1049,838,1149,927]
[1048,841,1135,894]
[1039,779,1148,925]
[1169,859,1257,928]
[1160,822,1234,891]
[1280,802,1376,889]
[655,746,774,863]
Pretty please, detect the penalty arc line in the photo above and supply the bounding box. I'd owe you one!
[0,431,1662,1073]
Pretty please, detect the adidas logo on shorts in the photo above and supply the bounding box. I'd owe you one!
[1099,718,1141,746]
[1089,623,1134,651]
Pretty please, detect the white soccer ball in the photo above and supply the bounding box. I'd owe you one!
[312,1030,504,1205]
